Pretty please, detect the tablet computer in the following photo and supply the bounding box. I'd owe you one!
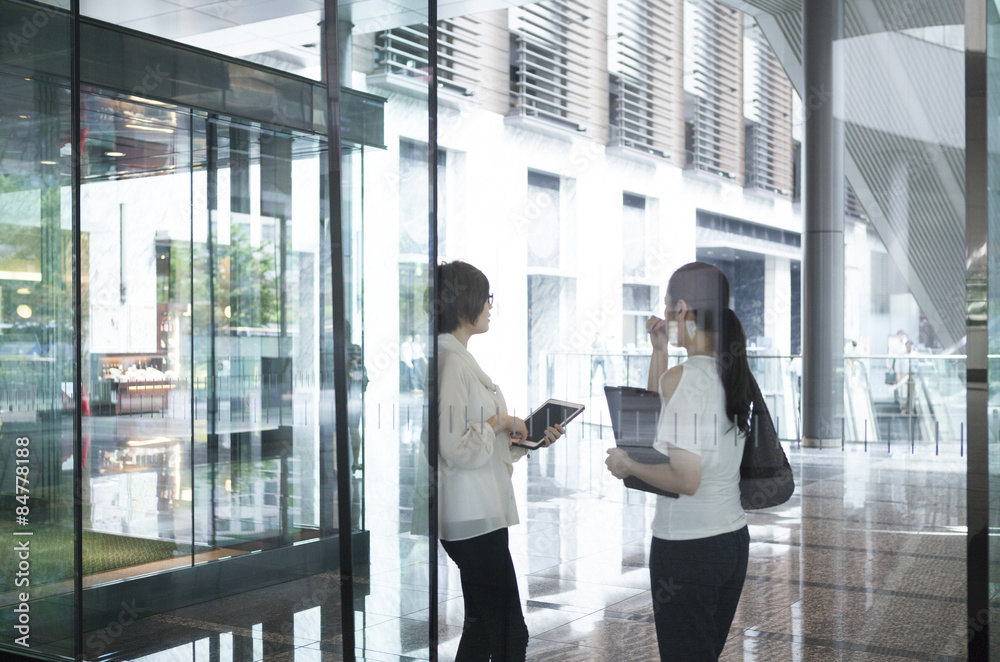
[515,399,585,448]
[604,386,678,498]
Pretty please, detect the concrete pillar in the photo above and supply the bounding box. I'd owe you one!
[802,0,845,447]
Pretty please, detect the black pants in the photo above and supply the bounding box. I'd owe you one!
[440,528,528,662]
[649,526,750,661]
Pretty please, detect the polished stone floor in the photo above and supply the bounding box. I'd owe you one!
[83,423,969,662]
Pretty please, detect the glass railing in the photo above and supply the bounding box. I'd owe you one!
[544,350,971,455]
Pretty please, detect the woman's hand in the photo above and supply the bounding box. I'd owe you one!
[647,314,671,352]
[539,423,564,448]
[487,413,527,441]
[605,448,634,479]
[508,416,528,444]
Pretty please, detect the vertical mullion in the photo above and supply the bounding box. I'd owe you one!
[71,0,83,658]
[206,118,218,550]
[965,0,989,657]
[321,4,356,660]
[428,0,440,658]
[191,117,199,559]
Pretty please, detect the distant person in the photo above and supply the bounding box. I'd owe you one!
[591,332,607,382]
[400,335,414,391]
[347,339,368,473]
[898,340,918,414]
[844,339,861,379]
[432,261,563,662]
[889,329,909,356]
[888,329,909,410]
[411,336,427,391]
[605,262,753,661]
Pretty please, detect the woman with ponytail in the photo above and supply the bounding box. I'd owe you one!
[605,262,753,661]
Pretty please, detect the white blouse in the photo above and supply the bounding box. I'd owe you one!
[434,333,527,541]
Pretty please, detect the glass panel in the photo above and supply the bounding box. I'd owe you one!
[1,7,350,659]
[347,8,435,660]
[79,92,194,576]
[0,0,978,658]
[351,0,970,658]
[195,121,328,554]
[0,9,78,656]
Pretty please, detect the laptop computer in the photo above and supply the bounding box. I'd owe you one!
[604,385,678,498]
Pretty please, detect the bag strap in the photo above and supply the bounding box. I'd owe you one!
[744,376,772,457]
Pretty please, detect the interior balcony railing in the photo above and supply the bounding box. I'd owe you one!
[543,350,972,456]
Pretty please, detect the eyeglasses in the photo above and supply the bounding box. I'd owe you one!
[488,294,494,305]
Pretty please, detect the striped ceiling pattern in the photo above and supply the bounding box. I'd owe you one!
[725,0,967,347]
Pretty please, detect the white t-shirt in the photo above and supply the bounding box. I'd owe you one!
[650,355,747,541]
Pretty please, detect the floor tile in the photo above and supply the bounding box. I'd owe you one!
[45,443,973,661]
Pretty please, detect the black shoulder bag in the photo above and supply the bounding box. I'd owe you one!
[740,376,794,510]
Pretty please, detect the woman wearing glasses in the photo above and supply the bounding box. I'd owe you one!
[434,260,563,661]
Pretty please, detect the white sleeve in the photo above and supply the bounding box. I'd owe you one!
[438,356,497,470]
[510,445,528,463]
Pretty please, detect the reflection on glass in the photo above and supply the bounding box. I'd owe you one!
[0,70,77,656]
[76,91,329,607]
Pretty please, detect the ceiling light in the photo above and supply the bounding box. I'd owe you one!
[16,305,32,319]
[125,123,174,134]
[18,114,29,119]
[126,437,173,447]
[0,271,42,281]
[40,160,57,165]
[126,96,174,107]
[16,288,31,295]
[105,151,125,157]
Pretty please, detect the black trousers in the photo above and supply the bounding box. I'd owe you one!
[649,526,750,661]
[441,528,529,662]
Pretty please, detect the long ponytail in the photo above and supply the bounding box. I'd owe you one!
[717,307,754,435]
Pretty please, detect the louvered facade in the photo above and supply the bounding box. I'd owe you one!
[846,182,867,219]
[744,25,793,196]
[374,19,481,94]
[608,0,683,161]
[687,0,745,183]
[729,0,967,346]
[509,0,591,130]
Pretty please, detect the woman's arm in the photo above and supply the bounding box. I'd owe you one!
[605,444,701,495]
[646,315,671,392]
[648,349,671,393]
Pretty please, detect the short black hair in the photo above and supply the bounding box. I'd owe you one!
[436,261,490,333]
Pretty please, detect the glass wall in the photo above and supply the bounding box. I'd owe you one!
[0,20,78,656]
[0,1,373,659]
[347,0,971,658]
[348,38,437,661]
[0,0,988,659]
